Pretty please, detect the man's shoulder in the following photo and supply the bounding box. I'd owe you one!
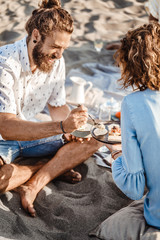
[0,37,28,74]
[0,37,27,58]
[0,40,19,62]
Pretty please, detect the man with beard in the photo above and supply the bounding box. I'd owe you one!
[0,0,104,217]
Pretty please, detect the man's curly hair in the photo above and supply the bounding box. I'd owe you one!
[114,22,160,91]
[25,0,73,42]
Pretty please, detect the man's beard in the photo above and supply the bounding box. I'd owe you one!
[32,41,56,73]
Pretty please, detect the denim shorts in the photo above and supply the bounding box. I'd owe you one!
[0,134,65,164]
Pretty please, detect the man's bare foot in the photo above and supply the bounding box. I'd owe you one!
[17,169,82,217]
[57,169,82,183]
[17,184,37,217]
[0,158,4,167]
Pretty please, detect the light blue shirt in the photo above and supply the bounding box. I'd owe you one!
[112,88,160,228]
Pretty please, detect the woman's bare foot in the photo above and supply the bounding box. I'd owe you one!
[57,169,82,183]
[17,184,37,217]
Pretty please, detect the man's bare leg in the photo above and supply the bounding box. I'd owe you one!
[0,161,44,193]
[0,158,81,193]
[18,138,103,217]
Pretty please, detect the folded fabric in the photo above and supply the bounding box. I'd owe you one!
[89,198,160,240]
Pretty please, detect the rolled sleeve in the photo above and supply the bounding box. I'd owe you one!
[0,66,16,114]
[112,97,145,200]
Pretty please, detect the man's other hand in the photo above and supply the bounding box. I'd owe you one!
[63,133,91,143]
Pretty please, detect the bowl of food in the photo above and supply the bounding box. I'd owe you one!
[71,122,93,138]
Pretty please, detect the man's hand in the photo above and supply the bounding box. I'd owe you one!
[63,133,91,143]
[62,105,88,133]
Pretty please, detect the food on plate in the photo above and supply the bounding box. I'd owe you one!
[108,134,121,141]
[94,122,107,136]
[96,122,105,130]
[108,124,121,141]
[94,128,108,136]
[110,125,121,135]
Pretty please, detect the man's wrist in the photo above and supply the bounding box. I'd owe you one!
[60,121,67,134]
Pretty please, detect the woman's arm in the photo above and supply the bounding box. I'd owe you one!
[111,97,145,200]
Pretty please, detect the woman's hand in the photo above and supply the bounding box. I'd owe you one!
[105,143,122,161]
[105,143,122,153]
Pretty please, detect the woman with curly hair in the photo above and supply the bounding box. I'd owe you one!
[106,22,160,228]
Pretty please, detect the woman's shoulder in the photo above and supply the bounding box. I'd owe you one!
[122,90,151,111]
[123,89,152,101]
[123,90,142,102]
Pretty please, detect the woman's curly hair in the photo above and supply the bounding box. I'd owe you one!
[25,0,73,42]
[114,22,160,91]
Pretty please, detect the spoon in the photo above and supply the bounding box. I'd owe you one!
[88,114,102,126]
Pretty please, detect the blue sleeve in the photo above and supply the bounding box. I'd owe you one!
[111,97,145,200]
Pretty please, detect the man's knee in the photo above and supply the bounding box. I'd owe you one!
[0,164,14,193]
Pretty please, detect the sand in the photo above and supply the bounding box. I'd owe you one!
[0,0,148,73]
[0,0,148,239]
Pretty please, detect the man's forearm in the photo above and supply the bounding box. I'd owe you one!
[1,118,63,141]
[0,105,88,141]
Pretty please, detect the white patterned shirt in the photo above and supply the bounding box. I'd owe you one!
[0,36,66,122]
[145,0,160,22]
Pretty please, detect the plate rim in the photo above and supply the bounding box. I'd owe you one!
[91,120,121,144]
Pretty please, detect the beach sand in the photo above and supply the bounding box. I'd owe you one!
[0,0,148,73]
[0,1,148,240]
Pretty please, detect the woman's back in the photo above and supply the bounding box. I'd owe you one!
[112,88,160,228]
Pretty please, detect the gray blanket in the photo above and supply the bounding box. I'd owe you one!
[0,157,131,240]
